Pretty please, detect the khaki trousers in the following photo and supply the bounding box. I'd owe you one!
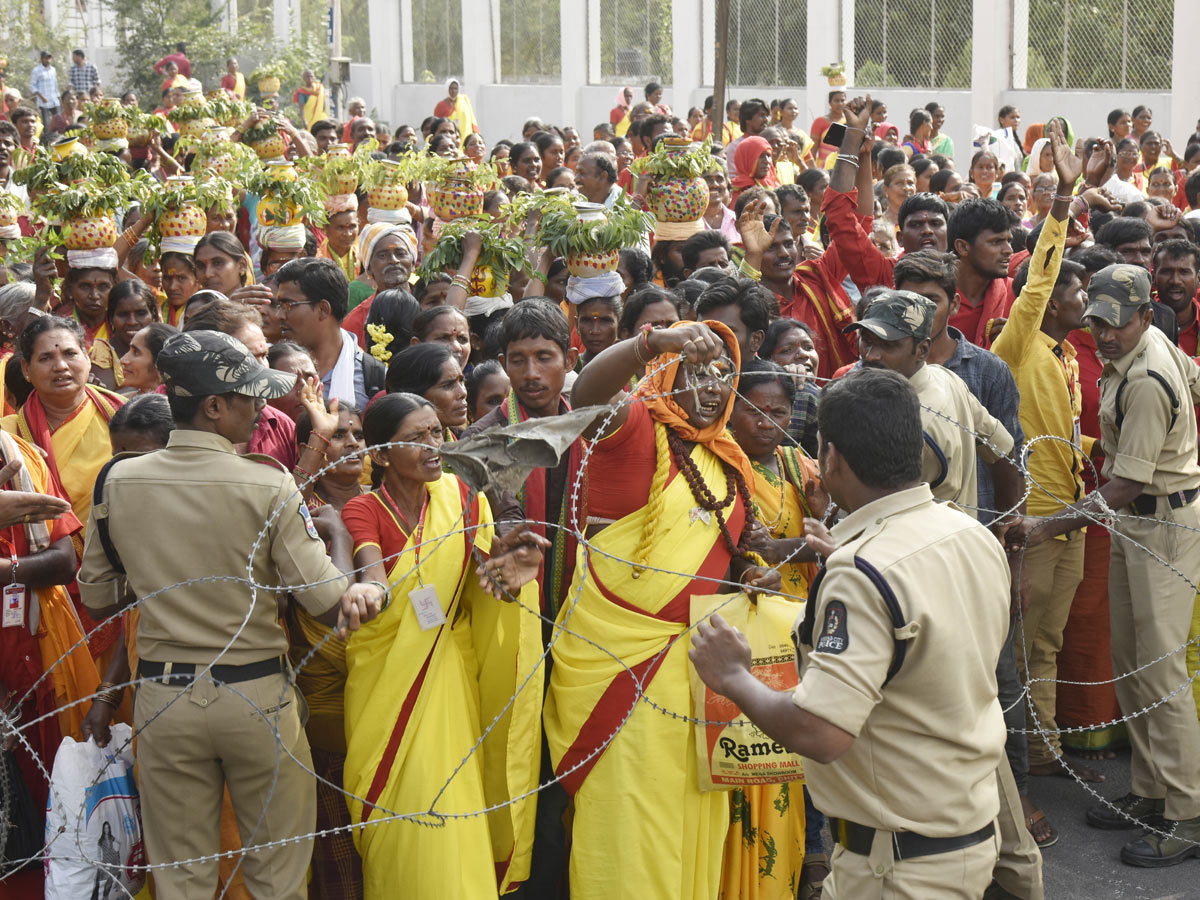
[823,823,999,900]
[134,671,316,900]
[992,761,1044,900]
[1014,535,1085,765]
[1110,499,1200,821]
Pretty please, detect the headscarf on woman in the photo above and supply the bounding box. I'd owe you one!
[1023,123,1045,156]
[729,136,781,195]
[1024,137,1052,176]
[436,77,479,139]
[634,319,754,487]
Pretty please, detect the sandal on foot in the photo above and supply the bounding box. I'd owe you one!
[1026,809,1059,848]
[798,852,831,900]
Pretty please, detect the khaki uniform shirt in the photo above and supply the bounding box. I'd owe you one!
[79,430,348,665]
[910,363,1015,518]
[1099,326,1200,494]
[791,484,1009,836]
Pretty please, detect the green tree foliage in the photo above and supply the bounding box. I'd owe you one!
[498,0,560,82]
[0,0,76,94]
[727,0,806,88]
[1026,0,1171,90]
[596,0,673,86]
[104,0,326,117]
[853,0,972,89]
[413,0,464,82]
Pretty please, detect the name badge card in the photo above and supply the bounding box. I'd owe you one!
[409,585,446,631]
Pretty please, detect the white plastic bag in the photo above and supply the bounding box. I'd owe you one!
[44,723,145,899]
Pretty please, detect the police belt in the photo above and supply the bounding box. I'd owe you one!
[138,656,286,687]
[1129,487,1199,516]
[829,817,994,860]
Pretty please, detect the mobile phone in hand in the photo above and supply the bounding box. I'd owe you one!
[822,122,847,147]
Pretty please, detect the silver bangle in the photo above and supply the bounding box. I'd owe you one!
[838,156,860,168]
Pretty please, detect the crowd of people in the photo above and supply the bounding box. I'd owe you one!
[2,44,1200,900]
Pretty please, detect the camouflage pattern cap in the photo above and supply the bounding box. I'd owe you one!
[1082,263,1152,327]
[843,289,936,342]
[156,330,297,399]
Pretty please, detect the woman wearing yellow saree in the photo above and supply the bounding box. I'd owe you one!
[341,393,548,898]
[2,316,124,665]
[545,320,780,900]
[434,78,479,141]
[725,359,831,900]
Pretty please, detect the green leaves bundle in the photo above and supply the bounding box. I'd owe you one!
[417,216,529,281]
[630,136,715,180]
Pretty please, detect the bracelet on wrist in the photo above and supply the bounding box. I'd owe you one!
[303,442,328,459]
[369,580,391,610]
[309,431,332,448]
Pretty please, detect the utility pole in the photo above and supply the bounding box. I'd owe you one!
[710,0,729,142]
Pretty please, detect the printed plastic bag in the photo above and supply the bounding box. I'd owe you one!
[44,723,145,899]
[689,592,807,792]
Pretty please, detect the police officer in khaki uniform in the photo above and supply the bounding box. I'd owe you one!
[845,290,1023,522]
[691,368,1011,899]
[1013,263,1200,867]
[78,331,384,899]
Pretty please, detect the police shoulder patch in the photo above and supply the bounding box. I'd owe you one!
[299,502,320,540]
[815,600,849,654]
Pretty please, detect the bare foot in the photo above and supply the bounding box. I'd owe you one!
[1066,746,1117,761]
[1029,757,1106,782]
[1020,794,1058,847]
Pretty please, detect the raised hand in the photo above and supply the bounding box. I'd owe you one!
[1048,119,1082,187]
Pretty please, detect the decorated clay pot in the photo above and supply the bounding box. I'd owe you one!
[93,100,128,140]
[249,132,287,160]
[366,160,409,210]
[160,204,207,239]
[128,129,152,149]
[429,180,484,221]
[204,153,240,179]
[367,182,409,210]
[647,176,708,223]
[64,214,118,250]
[326,143,352,160]
[468,264,507,298]
[178,117,216,138]
[257,197,302,227]
[258,76,281,95]
[827,73,847,87]
[51,136,84,161]
[447,156,475,179]
[267,160,298,182]
[0,205,18,229]
[566,249,619,277]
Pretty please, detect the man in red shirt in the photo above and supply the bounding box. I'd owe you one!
[153,43,191,79]
[946,198,1016,347]
[740,199,858,380]
[1152,239,1200,356]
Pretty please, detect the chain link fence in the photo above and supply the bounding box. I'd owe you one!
[727,0,806,87]
[852,0,971,89]
[594,0,672,86]
[410,0,463,81]
[1024,0,1171,91]
[498,0,560,83]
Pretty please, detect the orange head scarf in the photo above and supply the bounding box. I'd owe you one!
[730,135,780,192]
[634,319,755,486]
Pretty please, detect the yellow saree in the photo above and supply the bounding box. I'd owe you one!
[544,432,744,900]
[719,446,823,900]
[342,474,542,898]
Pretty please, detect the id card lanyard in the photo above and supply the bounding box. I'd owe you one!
[0,536,32,634]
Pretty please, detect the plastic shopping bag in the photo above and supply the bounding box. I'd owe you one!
[689,592,807,792]
[44,723,145,899]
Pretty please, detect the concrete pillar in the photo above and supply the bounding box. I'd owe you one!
[671,0,702,112]
[969,0,1010,146]
[1169,0,1197,145]
[273,0,290,44]
[368,0,402,123]
[399,0,415,83]
[701,0,715,87]
[805,0,840,125]
[1011,0,1029,90]
[560,0,587,133]
[462,0,499,89]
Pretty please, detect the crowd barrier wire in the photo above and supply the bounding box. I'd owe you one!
[3,358,1200,894]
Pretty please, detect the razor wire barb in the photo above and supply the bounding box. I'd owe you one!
[4,358,1200,893]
